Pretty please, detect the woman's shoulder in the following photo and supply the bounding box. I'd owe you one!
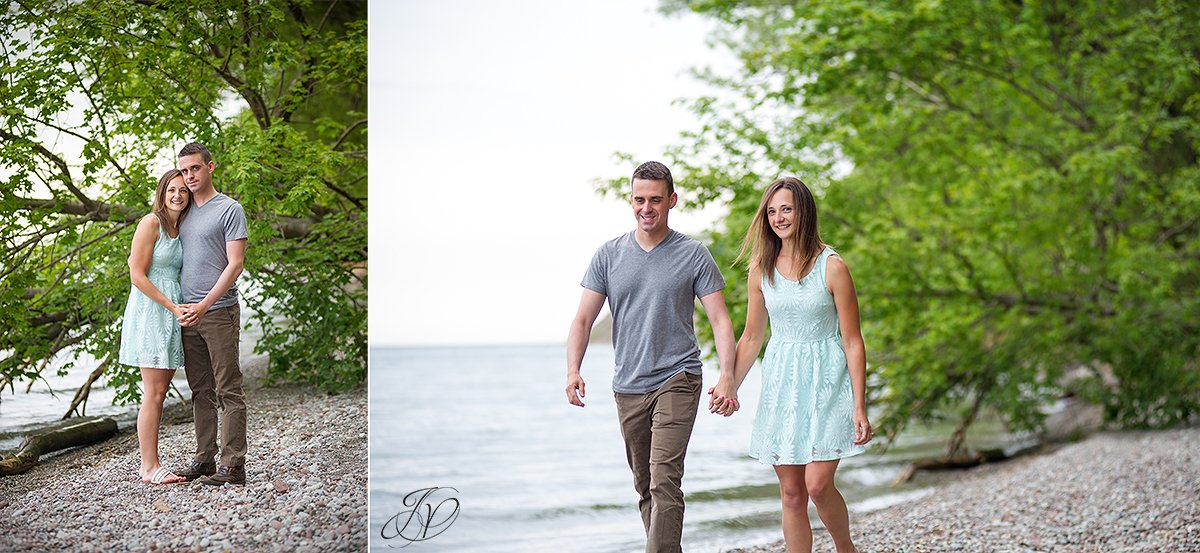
[824,251,852,283]
[137,213,161,231]
[747,263,765,280]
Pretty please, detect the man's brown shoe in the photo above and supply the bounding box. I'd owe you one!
[198,465,246,486]
[176,461,217,482]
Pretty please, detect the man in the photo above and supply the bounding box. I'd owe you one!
[172,142,250,486]
[566,161,737,553]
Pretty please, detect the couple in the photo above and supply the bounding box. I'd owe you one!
[117,142,249,487]
[566,162,872,553]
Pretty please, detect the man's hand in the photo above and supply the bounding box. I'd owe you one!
[708,380,739,417]
[177,303,207,327]
[566,372,587,407]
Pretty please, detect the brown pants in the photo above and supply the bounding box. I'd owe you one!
[615,370,702,553]
[182,304,247,467]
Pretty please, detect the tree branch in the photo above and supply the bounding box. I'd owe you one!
[63,358,110,419]
[12,197,321,238]
[257,161,365,211]
[332,118,366,151]
[0,130,96,211]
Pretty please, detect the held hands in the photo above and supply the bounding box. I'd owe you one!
[708,380,740,417]
[565,372,586,407]
[852,408,874,446]
[174,303,207,327]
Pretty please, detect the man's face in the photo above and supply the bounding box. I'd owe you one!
[630,178,676,234]
[178,153,214,194]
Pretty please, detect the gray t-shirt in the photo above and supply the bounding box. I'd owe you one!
[582,230,725,394]
[180,192,248,310]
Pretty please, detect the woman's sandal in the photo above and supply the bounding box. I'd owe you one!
[148,466,185,485]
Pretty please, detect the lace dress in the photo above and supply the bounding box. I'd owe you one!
[118,226,184,369]
[748,246,865,465]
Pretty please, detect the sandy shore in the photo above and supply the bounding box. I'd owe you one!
[0,357,367,552]
[725,426,1200,553]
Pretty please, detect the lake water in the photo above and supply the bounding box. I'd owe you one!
[0,310,264,452]
[369,345,1030,552]
[0,349,175,452]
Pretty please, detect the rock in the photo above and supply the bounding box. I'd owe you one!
[272,479,290,493]
[153,498,170,513]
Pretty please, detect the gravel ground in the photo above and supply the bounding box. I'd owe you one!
[726,427,1200,553]
[0,377,367,552]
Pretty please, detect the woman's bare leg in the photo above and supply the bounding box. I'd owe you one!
[805,459,858,553]
[775,464,813,553]
[137,368,179,481]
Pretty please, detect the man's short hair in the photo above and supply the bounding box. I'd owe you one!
[178,142,212,163]
[631,161,674,196]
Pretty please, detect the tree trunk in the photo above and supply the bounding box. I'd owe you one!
[892,443,1043,485]
[0,417,118,476]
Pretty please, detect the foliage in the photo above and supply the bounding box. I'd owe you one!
[0,0,367,414]
[633,0,1200,453]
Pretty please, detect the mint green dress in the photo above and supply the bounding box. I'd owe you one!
[749,246,865,465]
[118,225,184,369]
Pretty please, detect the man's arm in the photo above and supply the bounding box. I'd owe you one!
[566,289,606,407]
[180,238,247,326]
[698,290,737,412]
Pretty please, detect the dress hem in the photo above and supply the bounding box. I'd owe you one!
[749,447,866,466]
[118,359,183,370]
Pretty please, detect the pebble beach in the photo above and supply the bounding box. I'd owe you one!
[4,367,1194,553]
[727,427,1200,553]
[0,361,367,552]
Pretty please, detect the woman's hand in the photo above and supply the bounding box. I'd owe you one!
[708,381,740,417]
[174,303,199,326]
[853,408,873,445]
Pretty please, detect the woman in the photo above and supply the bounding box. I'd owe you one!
[710,177,872,553]
[118,169,190,485]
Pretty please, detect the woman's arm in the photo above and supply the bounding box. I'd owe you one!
[128,215,183,318]
[827,254,872,444]
[710,267,768,415]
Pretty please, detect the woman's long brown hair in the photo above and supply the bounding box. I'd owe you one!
[734,177,824,285]
[152,168,189,235]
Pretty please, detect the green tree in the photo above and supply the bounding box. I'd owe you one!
[624,0,1200,454]
[0,0,367,416]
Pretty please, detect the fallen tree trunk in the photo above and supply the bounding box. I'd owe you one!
[892,443,1043,485]
[0,416,118,476]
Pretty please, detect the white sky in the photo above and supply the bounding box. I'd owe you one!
[369,0,740,346]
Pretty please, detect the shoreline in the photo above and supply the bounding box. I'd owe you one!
[0,357,367,552]
[723,426,1200,552]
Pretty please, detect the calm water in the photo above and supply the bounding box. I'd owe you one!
[0,310,264,452]
[370,345,1029,552]
[0,349,173,452]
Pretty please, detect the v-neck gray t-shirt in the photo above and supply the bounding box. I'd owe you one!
[179,192,248,310]
[582,230,725,394]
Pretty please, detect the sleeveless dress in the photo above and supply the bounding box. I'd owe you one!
[118,225,184,369]
[748,246,865,465]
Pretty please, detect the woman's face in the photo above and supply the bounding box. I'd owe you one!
[767,187,796,240]
[164,176,190,214]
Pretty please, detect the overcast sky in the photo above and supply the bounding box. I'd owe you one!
[370,0,738,346]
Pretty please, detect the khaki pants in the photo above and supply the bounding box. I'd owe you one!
[182,304,247,467]
[615,371,702,553]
